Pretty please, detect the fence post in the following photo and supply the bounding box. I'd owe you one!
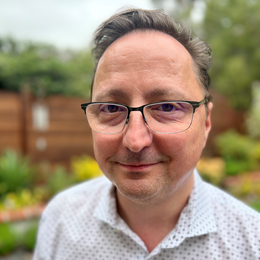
[20,84,30,156]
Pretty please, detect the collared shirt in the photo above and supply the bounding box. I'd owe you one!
[33,171,260,260]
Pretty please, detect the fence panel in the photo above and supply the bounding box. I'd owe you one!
[0,91,93,164]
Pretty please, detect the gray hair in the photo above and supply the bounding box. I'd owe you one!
[91,8,212,101]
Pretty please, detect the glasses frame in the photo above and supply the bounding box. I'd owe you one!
[81,99,208,134]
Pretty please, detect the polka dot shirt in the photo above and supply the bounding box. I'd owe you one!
[33,171,260,260]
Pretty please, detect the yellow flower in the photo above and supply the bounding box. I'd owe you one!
[71,156,102,181]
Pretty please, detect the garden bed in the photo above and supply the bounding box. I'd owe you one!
[0,205,45,224]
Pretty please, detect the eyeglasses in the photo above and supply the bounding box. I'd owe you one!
[81,99,208,134]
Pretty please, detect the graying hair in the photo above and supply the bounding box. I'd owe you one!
[91,8,212,101]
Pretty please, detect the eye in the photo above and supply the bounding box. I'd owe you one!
[103,104,120,113]
[160,103,175,112]
[100,104,126,114]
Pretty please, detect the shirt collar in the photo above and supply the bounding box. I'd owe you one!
[93,180,118,227]
[160,170,217,249]
[93,170,217,249]
[93,180,147,249]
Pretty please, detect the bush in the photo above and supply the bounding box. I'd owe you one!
[0,223,17,255]
[246,82,260,139]
[23,222,38,251]
[0,149,34,198]
[250,200,260,212]
[0,189,44,210]
[215,130,259,175]
[46,166,75,198]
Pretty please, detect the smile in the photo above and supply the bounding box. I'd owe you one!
[116,162,160,171]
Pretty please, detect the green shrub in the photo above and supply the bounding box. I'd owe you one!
[23,222,38,251]
[215,130,259,175]
[249,200,260,212]
[0,223,17,255]
[0,189,44,210]
[225,158,257,176]
[0,149,34,198]
[246,82,260,139]
[46,166,75,198]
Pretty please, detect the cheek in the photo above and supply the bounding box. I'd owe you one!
[156,125,205,164]
[92,132,120,168]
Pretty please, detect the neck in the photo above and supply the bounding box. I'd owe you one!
[116,172,194,253]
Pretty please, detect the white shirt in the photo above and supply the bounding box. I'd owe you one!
[33,171,260,260]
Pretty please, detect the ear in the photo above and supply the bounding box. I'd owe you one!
[204,102,213,146]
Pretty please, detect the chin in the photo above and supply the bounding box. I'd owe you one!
[115,177,166,203]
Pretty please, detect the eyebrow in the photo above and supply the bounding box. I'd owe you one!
[145,88,187,100]
[93,89,128,101]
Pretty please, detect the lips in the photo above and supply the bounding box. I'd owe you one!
[116,162,160,171]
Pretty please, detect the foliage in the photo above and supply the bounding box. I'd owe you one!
[224,174,260,198]
[0,153,103,208]
[151,0,195,21]
[0,149,34,198]
[0,221,39,255]
[0,223,17,255]
[46,166,75,198]
[23,222,38,251]
[215,130,260,175]
[197,157,225,185]
[246,81,260,138]
[71,155,102,181]
[0,189,45,211]
[249,200,260,212]
[0,37,94,98]
[202,0,260,110]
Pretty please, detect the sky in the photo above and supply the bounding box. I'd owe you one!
[0,0,155,50]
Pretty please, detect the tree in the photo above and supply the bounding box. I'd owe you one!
[202,0,260,110]
[0,38,94,98]
[151,0,196,23]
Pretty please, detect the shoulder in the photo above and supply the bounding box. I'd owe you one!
[203,182,260,256]
[41,176,111,220]
[204,182,260,240]
[34,177,113,259]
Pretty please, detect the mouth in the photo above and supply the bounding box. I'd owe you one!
[116,162,160,171]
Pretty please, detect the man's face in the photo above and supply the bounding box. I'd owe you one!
[91,31,212,204]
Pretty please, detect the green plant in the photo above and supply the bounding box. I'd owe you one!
[23,222,39,251]
[249,200,260,212]
[0,223,17,255]
[46,166,75,198]
[215,130,259,175]
[246,82,260,139]
[0,149,34,198]
[0,189,44,210]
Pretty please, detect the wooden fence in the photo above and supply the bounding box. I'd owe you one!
[0,90,246,164]
[0,90,93,165]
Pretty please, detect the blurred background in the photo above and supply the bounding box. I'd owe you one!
[0,0,260,258]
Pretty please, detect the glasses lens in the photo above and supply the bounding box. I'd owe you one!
[144,102,194,134]
[86,103,128,133]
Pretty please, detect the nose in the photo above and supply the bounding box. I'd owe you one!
[122,111,153,153]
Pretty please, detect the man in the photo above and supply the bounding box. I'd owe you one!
[33,8,260,259]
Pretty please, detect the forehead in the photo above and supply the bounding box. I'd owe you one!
[93,30,203,102]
